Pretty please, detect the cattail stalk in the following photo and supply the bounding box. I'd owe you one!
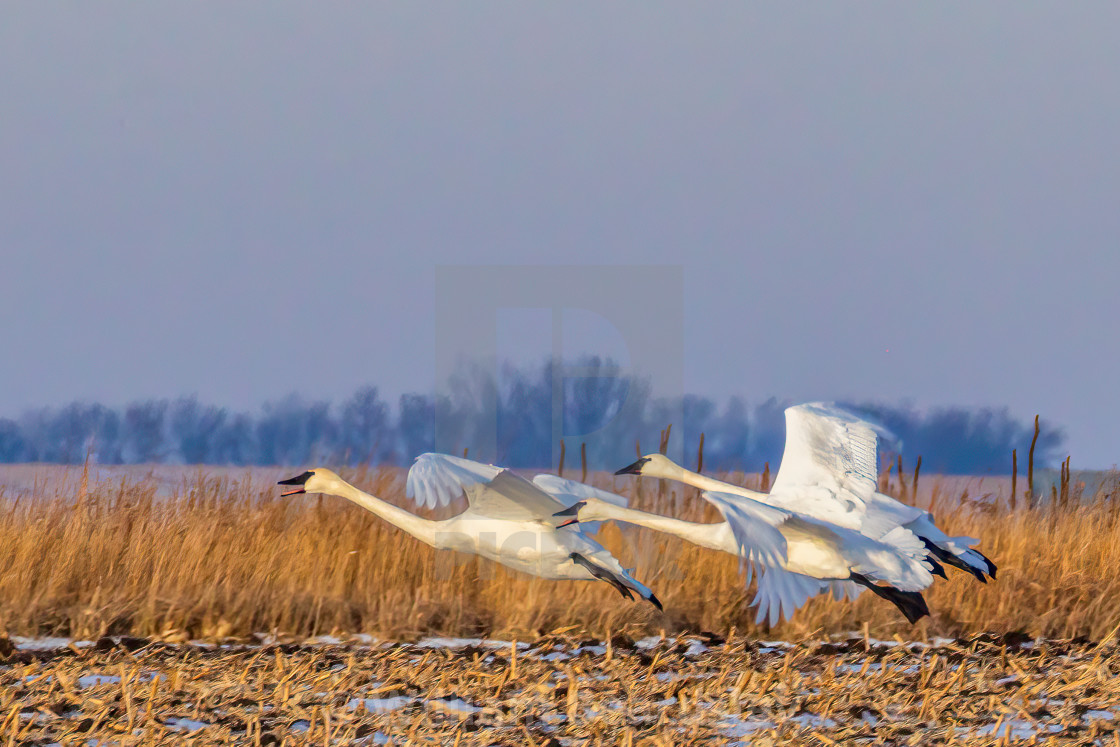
[1028,414,1039,509]
[1010,450,1017,512]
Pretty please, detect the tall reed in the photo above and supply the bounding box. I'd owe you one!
[0,465,1117,640]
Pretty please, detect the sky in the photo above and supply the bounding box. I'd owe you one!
[1,4,1117,467]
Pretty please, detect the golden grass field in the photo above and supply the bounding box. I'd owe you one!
[3,464,1120,744]
[0,463,1117,642]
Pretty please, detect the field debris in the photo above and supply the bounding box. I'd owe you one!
[1,632,1118,744]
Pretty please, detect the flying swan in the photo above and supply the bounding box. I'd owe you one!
[278,454,662,610]
[616,402,996,583]
[557,486,934,625]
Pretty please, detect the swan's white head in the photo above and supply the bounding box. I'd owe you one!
[614,453,685,480]
[278,468,345,496]
[553,497,615,527]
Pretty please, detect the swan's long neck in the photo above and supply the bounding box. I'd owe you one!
[329,481,439,547]
[590,501,728,552]
[656,462,768,500]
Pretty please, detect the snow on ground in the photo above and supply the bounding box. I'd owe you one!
[4,632,1120,744]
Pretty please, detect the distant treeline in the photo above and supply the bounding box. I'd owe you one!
[0,358,1063,473]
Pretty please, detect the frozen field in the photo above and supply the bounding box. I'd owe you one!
[2,632,1118,745]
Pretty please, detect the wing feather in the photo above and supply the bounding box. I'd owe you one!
[752,567,828,626]
[829,580,863,602]
[406,453,568,520]
[406,452,504,509]
[701,490,789,570]
[703,487,857,626]
[531,474,628,508]
[766,403,887,527]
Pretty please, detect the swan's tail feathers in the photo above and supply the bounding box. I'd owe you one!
[849,572,930,624]
[569,553,662,611]
[922,539,993,583]
[879,525,928,557]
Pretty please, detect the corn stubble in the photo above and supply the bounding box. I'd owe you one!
[0,465,1117,641]
[2,633,1119,744]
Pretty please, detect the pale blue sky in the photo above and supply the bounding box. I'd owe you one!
[1,4,1117,466]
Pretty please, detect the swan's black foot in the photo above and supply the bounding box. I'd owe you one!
[569,552,662,610]
[849,572,930,624]
[922,538,991,583]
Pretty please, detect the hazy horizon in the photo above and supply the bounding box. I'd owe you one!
[0,356,1067,475]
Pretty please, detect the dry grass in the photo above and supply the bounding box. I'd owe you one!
[0,465,1118,641]
[2,633,1119,744]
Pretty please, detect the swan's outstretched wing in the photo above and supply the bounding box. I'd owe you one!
[531,475,627,508]
[706,486,866,626]
[766,403,887,527]
[406,452,503,509]
[406,453,567,521]
[701,490,789,570]
[752,566,830,627]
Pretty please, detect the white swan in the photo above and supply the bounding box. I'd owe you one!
[557,487,933,625]
[616,402,996,583]
[278,455,662,610]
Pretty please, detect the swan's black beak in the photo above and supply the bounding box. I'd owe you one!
[553,502,585,528]
[278,471,314,497]
[614,457,650,476]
